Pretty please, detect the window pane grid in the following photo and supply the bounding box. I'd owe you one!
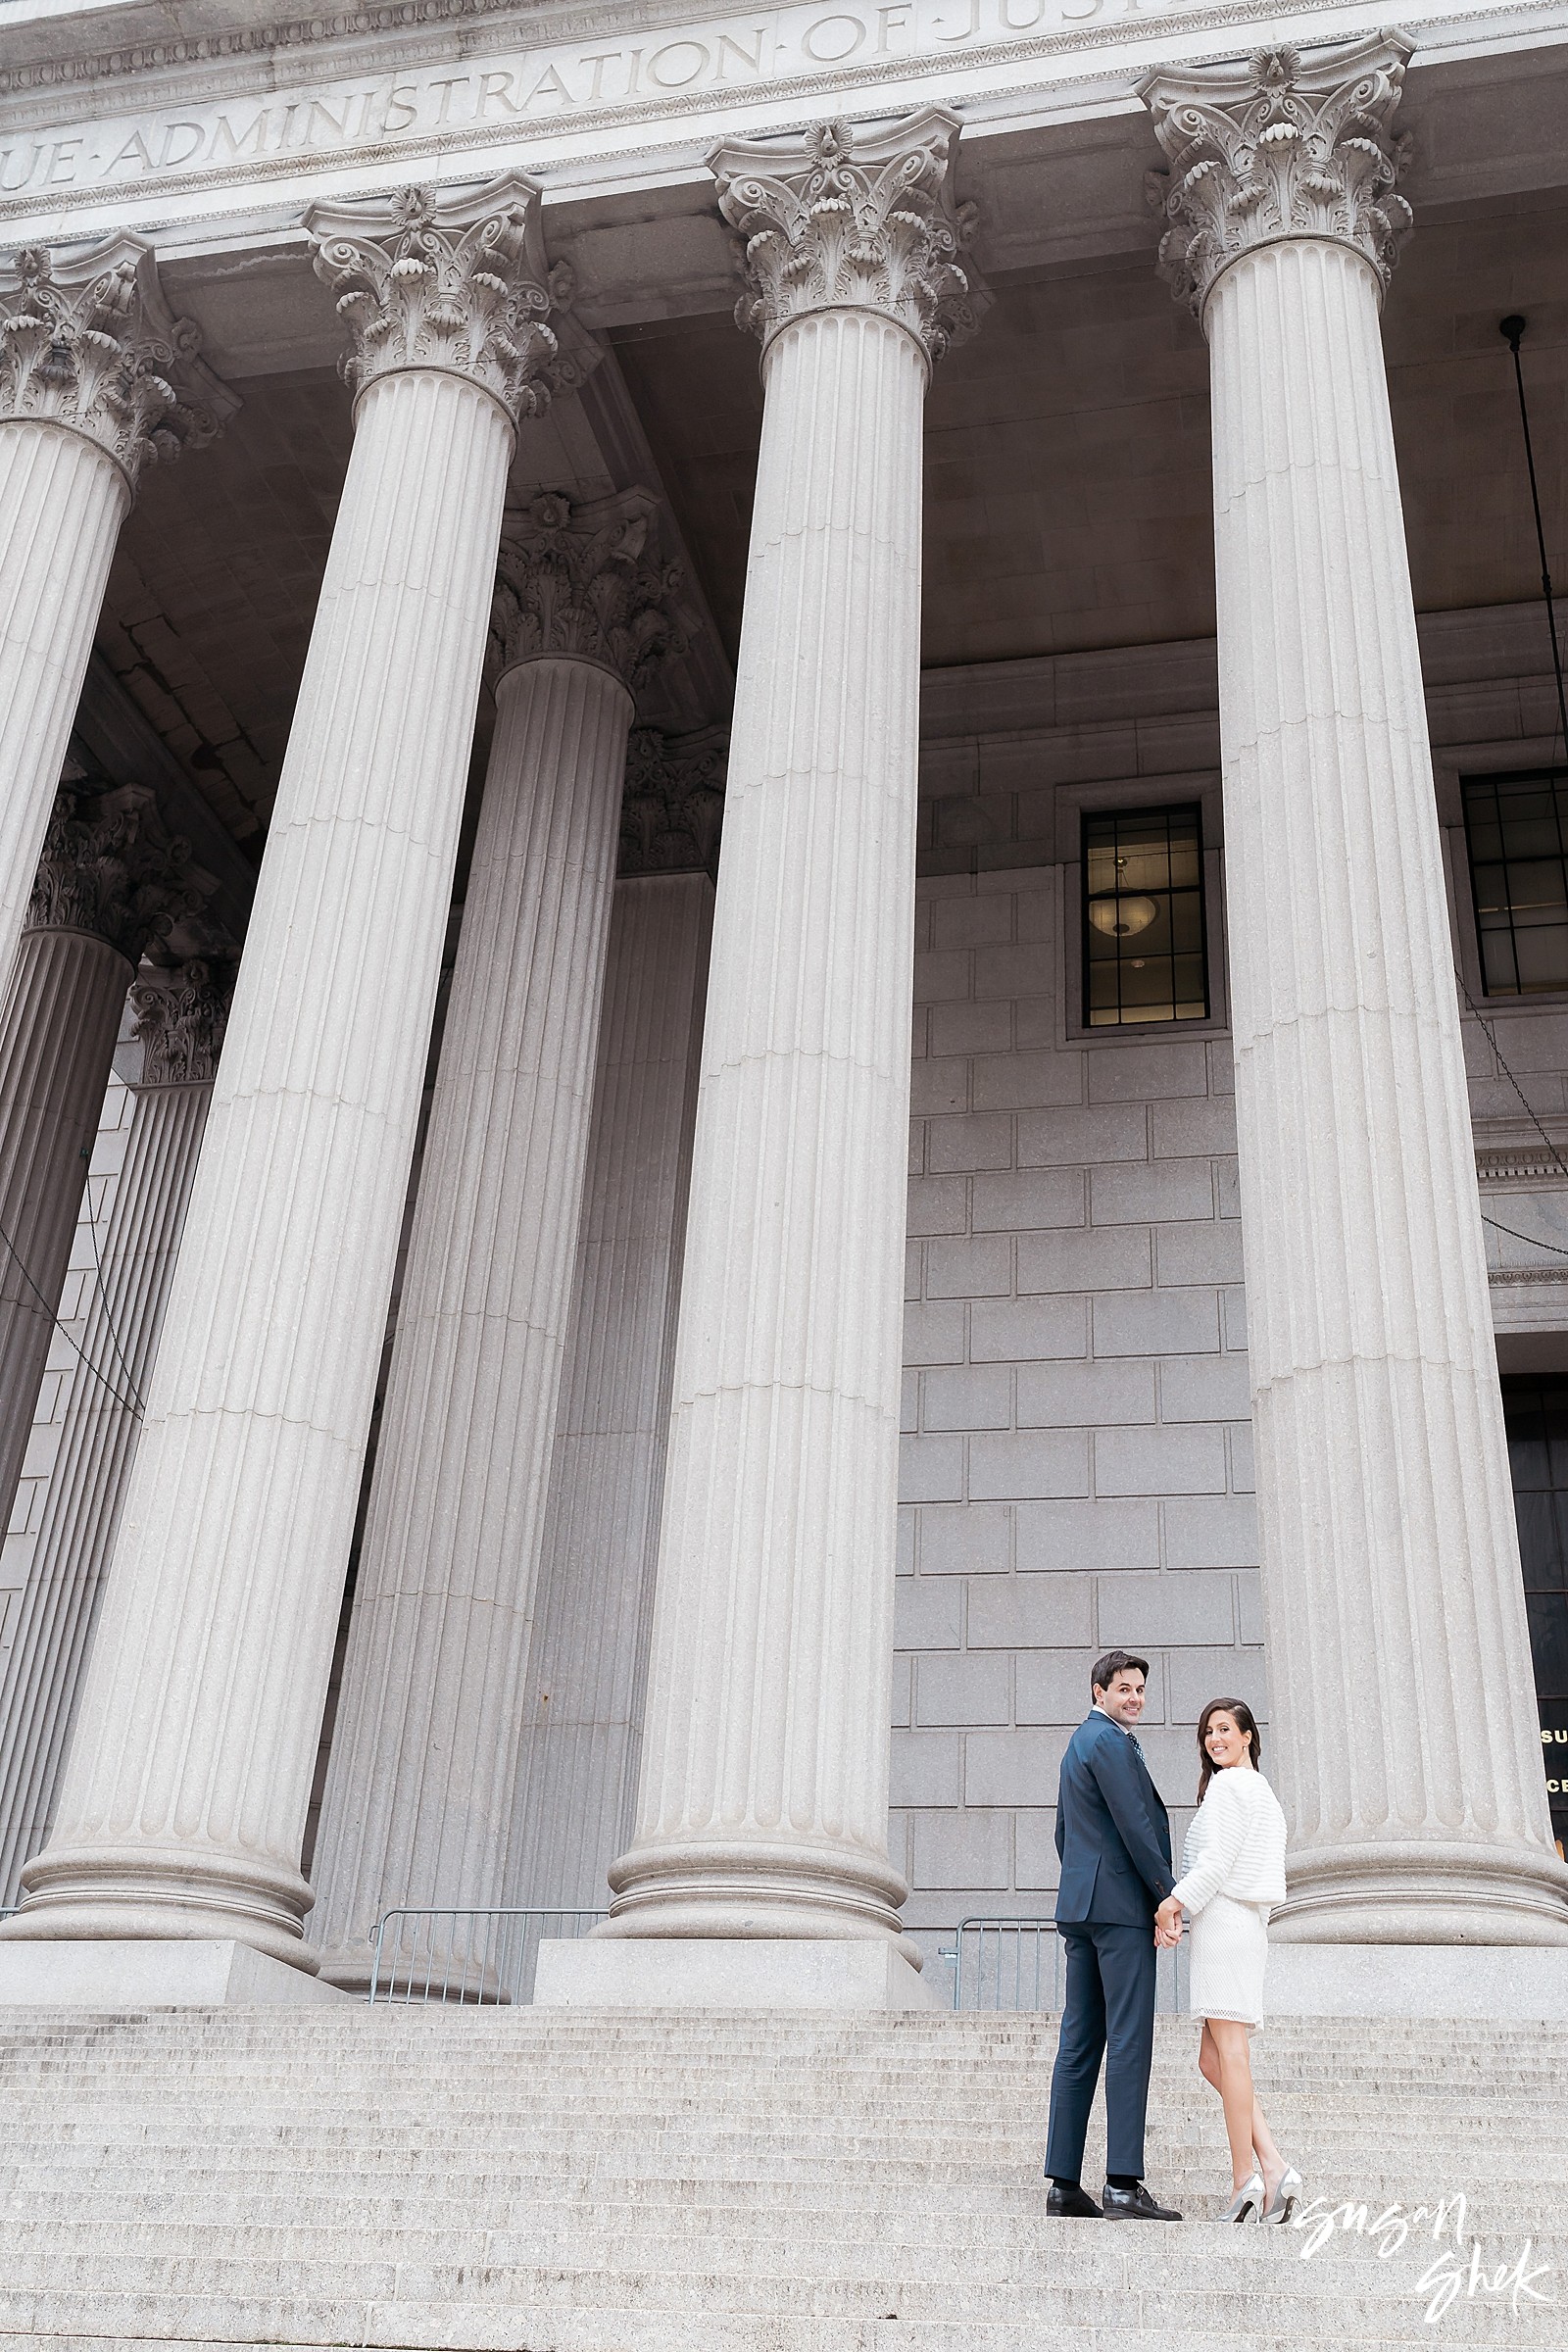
[1462,768,1568,998]
[1081,805,1209,1029]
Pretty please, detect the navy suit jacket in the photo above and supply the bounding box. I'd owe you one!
[1054,1710,1174,1927]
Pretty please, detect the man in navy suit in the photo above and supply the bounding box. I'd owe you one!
[1044,1648,1182,2221]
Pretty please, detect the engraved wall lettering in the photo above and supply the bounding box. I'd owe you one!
[0,0,1209,212]
[717,29,768,75]
[209,111,270,162]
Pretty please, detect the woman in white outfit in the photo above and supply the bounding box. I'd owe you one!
[1153,1698,1300,2224]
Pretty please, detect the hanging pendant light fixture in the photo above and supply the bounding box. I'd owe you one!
[1088,895,1159,940]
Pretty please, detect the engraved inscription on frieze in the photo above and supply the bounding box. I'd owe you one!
[0,0,1199,201]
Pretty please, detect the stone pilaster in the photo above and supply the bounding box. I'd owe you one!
[1143,37,1568,1942]
[308,490,685,1990]
[0,959,230,1907]
[600,114,978,1968]
[508,740,722,1921]
[4,176,567,1973]
[0,239,234,1032]
[0,786,203,1542]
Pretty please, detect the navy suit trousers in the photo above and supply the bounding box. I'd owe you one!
[1044,1921,1156,2182]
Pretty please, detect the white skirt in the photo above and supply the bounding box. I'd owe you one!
[1189,1891,1270,2029]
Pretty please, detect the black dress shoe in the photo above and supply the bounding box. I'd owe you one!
[1102,2181,1182,2221]
[1046,2182,1102,2218]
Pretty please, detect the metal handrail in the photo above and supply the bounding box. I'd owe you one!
[941,1916,1190,2014]
[368,1904,606,2007]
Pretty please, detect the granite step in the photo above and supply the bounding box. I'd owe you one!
[0,2005,1559,2350]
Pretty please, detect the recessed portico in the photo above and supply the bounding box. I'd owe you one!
[0,0,1566,2009]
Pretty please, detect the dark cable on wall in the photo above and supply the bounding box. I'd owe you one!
[1462,328,1568,1263]
[0,1203,142,1422]
[1500,316,1568,763]
[1456,962,1568,1259]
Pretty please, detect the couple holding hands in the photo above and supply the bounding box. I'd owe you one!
[1044,1648,1302,2226]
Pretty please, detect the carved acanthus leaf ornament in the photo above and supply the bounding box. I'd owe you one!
[1141,36,1414,318]
[305,175,583,423]
[491,489,687,695]
[710,111,983,365]
[620,727,727,877]
[0,236,238,488]
[129,956,234,1086]
[27,784,207,965]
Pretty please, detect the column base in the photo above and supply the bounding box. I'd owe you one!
[604,1838,920,1967]
[533,1936,940,2010]
[1265,1941,1568,2019]
[1269,1839,1568,1945]
[0,1938,352,2007]
[11,1841,317,1968]
[315,1942,512,2002]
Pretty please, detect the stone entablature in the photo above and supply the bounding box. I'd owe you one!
[0,0,1532,239]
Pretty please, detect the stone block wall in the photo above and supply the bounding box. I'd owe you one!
[892,602,1568,1964]
[894,856,1263,1962]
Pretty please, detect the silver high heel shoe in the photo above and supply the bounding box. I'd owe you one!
[1219,2167,1264,2223]
[1261,2165,1303,2225]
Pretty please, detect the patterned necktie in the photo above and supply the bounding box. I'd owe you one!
[1128,1733,1145,1764]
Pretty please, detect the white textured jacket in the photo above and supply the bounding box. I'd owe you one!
[1170,1765,1288,1916]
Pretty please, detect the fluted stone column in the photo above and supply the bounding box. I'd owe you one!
[1144,37,1568,1944]
[599,116,980,1966]
[0,786,200,1541]
[0,242,234,997]
[308,493,683,1990]
[508,734,722,1919]
[0,960,230,1906]
[3,178,576,1972]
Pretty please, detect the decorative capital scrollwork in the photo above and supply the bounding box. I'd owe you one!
[0,235,238,490]
[619,727,727,878]
[710,111,983,366]
[1141,35,1414,318]
[490,488,687,696]
[27,784,209,967]
[129,956,234,1086]
[305,175,585,425]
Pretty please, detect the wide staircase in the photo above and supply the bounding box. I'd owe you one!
[0,2004,1562,2349]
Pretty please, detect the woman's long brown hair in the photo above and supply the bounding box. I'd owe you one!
[1196,1696,1261,1803]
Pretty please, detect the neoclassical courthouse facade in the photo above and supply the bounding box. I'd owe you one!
[0,0,1566,2012]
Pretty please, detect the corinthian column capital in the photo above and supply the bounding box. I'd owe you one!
[0,236,238,490]
[491,489,687,695]
[306,175,582,425]
[1141,34,1414,318]
[710,110,982,365]
[28,784,207,967]
[619,726,727,877]
[129,956,234,1086]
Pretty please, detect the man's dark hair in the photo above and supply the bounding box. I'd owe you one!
[1091,1648,1149,1698]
